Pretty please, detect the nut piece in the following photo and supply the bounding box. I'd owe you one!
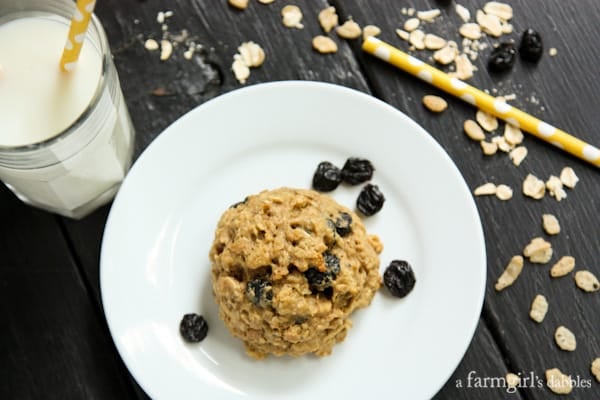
[422,95,448,113]
[545,368,573,395]
[336,19,361,39]
[318,6,338,33]
[459,23,482,40]
[523,174,545,199]
[496,184,513,200]
[144,38,159,51]
[474,182,497,196]
[550,256,575,278]
[232,55,250,84]
[554,326,576,351]
[506,373,520,389]
[560,167,579,188]
[238,41,265,67]
[403,17,420,32]
[229,0,249,10]
[455,4,471,22]
[476,110,498,132]
[464,119,486,141]
[574,270,600,292]
[362,25,381,40]
[523,237,552,264]
[433,43,459,64]
[483,1,513,21]
[477,10,503,37]
[417,9,441,22]
[282,5,303,29]
[160,40,173,61]
[495,255,524,291]
[504,124,523,145]
[591,358,600,382]
[529,294,548,323]
[408,29,426,50]
[481,140,498,155]
[542,214,561,235]
[509,146,527,166]
[312,35,337,54]
[424,34,447,50]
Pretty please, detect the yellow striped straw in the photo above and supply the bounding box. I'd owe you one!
[363,36,600,168]
[59,0,97,72]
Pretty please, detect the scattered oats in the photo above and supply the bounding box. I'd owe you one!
[509,146,528,166]
[476,110,498,132]
[496,184,513,200]
[501,22,513,34]
[455,4,471,22]
[318,6,338,33]
[549,47,558,56]
[560,167,578,188]
[228,0,249,10]
[555,326,576,351]
[281,5,303,29]
[238,41,265,67]
[422,95,448,113]
[144,38,159,51]
[404,17,420,32]
[574,270,600,292]
[529,294,548,323]
[481,140,498,155]
[477,10,503,37]
[408,29,426,50]
[492,136,512,152]
[232,55,250,84]
[591,358,600,382]
[459,23,482,40]
[362,25,381,40]
[483,2,513,21]
[407,7,416,16]
[523,237,552,264]
[312,35,338,54]
[156,11,165,24]
[550,256,575,278]
[504,124,523,145]
[433,44,459,64]
[451,53,474,80]
[506,373,521,389]
[464,119,486,141]
[417,9,441,22]
[523,174,546,199]
[160,40,173,61]
[545,368,573,395]
[495,255,524,291]
[543,214,561,236]
[424,34,447,50]
[396,29,410,41]
[258,0,276,3]
[546,175,567,201]
[336,19,362,39]
[474,182,497,196]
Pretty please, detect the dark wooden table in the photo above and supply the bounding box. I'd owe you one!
[2,1,599,399]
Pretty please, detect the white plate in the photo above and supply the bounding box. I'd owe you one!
[101,81,486,400]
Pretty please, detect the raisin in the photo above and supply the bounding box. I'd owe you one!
[305,252,340,291]
[356,184,385,216]
[487,42,516,73]
[383,260,416,298]
[246,278,273,307]
[519,28,543,62]
[334,212,353,236]
[341,157,374,185]
[179,313,209,342]
[312,161,342,192]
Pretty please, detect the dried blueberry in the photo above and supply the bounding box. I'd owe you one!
[179,313,209,342]
[305,252,340,291]
[312,161,342,192]
[341,157,374,185]
[383,260,416,298]
[334,212,353,236]
[487,42,516,73]
[356,184,385,216]
[246,278,273,307]
[519,28,543,62]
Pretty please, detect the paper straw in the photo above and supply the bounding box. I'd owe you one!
[362,36,600,168]
[59,0,97,72]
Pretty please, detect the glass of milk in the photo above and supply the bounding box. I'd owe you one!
[0,0,135,219]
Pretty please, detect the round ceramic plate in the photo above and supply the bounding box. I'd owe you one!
[100,81,486,400]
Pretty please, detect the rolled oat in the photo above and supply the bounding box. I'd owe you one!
[554,326,576,351]
[362,25,381,40]
[496,184,513,200]
[523,174,545,199]
[336,19,361,39]
[495,255,524,291]
[546,175,567,201]
[318,6,338,32]
[474,182,497,196]
[574,270,600,292]
[529,294,548,323]
[559,167,578,188]
[523,237,552,264]
[281,5,303,29]
[545,368,573,395]
[476,110,498,132]
[481,140,498,155]
[312,36,337,54]
[422,95,448,113]
[591,358,600,382]
[509,146,527,166]
[464,119,486,141]
[542,214,561,235]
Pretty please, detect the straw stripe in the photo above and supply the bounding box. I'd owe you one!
[59,0,96,72]
[362,37,600,168]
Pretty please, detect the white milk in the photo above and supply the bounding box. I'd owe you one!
[0,14,134,218]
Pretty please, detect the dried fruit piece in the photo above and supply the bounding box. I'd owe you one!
[477,10,502,37]
[560,167,578,188]
[455,4,471,22]
[433,43,459,64]
[474,182,497,196]
[550,256,575,278]
[529,294,548,323]
[483,2,513,21]
[246,278,274,307]
[591,358,600,383]
[312,35,338,54]
[312,161,342,191]
[362,25,381,40]
[228,0,249,10]
[509,146,528,166]
[574,270,600,292]
[383,260,416,298]
[341,158,374,184]
[304,252,340,291]
[336,19,361,39]
[403,17,420,32]
[546,175,567,201]
[495,184,513,200]
[523,237,552,264]
[519,28,543,62]
[356,184,385,216]
[506,373,520,389]
[318,6,338,32]
[488,42,516,72]
[281,5,303,29]
[481,140,498,155]
[554,326,576,351]
[180,313,209,342]
[542,214,561,235]
[417,9,441,22]
[409,29,426,50]
[459,23,482,40]
[545,368,573,395]
[334,212,352,237]
[476,110,498,132]
[422,95,448,113]
[494,255,524,291]
[523,174,545,199]
[238,41,265,67]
